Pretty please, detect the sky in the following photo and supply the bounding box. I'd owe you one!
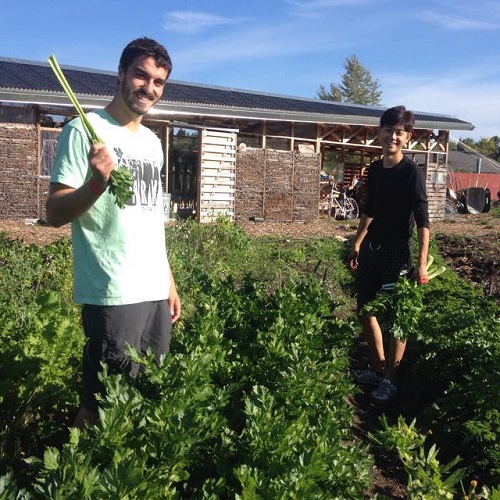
[2,0,500,141]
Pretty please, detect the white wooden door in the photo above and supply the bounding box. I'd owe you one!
[199,129,237,223]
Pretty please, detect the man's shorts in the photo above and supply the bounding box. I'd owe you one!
[81,300,172,412]
[356,237,413,313]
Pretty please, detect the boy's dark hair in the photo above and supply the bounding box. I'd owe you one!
[119,37,173,76]
[380,105,415,133]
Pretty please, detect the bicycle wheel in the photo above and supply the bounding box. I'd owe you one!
[343,197,359,220]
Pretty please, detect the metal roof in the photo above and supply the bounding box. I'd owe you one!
[448,151,500,173]
[0,56,474,131]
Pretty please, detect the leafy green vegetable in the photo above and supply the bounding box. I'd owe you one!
[369,415,465,499]
[2,224,499,495]
[360,256,446,341]
[48,54,134,209]
[108,169,134,209]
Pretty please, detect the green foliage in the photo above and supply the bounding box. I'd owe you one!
[318,54,382,105]
[2,221,500,497]
[490,204,500,219]
[456,135,500,161]
[403,266,500,484]
[0,228,372,498]
[361,277,425,341]
[165,218,355,318]
[166,216,252,282]
[369,415,464,499]
[108,167,134,209]
[0,235,81,480]
[369,415,464,500]
[360,256,446,341]
[10,277,370,497]
[370,415,500,499]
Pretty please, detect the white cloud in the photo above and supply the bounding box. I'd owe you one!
[158,1,499,142]
[163,11,241,35]
[169,20,354,78]
[419,10,497,30]
[286,0,374,18]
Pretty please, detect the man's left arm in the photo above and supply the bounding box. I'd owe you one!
[412,165,430,283]
[414,226,430,284]
[168,268,181,323]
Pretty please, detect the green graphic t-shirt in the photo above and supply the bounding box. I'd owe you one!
[51,109,171,305]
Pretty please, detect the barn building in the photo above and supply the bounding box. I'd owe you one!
[0,56,474,223]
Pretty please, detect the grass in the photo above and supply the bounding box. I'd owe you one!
[166,217,357,319]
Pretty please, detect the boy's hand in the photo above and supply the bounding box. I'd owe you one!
[347,249,359,270]
[412,264,429,285]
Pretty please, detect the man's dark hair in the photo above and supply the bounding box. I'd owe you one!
[119,37,173,76]
[380,105,415,133]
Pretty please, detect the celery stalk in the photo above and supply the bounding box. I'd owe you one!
[48,54,134,209]
[425,255,434,271]
[428,266,446,280]
[48,55,100,144]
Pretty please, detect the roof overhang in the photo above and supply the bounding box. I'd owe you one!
[0,89,112,109]
[0,88,475,132]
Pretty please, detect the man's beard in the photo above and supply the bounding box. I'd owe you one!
[121,82,158,116]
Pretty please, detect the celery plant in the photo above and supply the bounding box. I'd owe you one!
[361,256,446,341]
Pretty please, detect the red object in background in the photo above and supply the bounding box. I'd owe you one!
[449,173,500,203]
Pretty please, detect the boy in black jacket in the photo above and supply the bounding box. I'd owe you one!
[348,105,430,403]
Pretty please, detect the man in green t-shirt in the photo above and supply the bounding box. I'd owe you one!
[46,37,181,428]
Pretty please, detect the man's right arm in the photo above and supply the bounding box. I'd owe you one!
[46,142,115,227]
[46,180,105,227]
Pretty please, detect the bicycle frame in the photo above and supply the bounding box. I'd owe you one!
[326,183,359,220]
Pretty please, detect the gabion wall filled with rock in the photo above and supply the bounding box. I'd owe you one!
[235,148,320,222]
[0,124,41,219]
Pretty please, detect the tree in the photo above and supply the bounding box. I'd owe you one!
[457,136,500,161]
[476,136,500,160]
[456,137,476,152]
[317,54,382,106]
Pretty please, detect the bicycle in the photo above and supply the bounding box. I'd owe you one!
[320,182,359,220]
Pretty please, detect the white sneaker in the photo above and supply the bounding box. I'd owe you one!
[371,378,398,403]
